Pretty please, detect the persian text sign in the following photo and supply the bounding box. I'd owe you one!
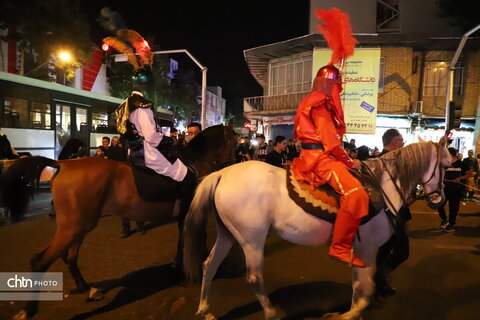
[313,48,380,134]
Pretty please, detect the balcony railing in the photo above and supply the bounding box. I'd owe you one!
[244,91,309,113]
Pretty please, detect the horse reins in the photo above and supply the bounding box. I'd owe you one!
[362,161,402,217]
[364,142,444,216]
[380,143,443,203]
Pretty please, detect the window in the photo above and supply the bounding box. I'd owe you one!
[4,97,28,128]
[378,57,385,92]
[92,112,109,132]
[91,101,117,133]
[31,102,51,129]
[269,54,312,95]
[56,104,71,136]
[423,61,463,96]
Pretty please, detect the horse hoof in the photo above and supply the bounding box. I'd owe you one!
[12,309,28,320]
[204,312,217,320]
[86,287,104,301]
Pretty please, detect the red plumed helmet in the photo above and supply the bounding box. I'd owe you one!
[315,7,357,67]
[316,64,340,80]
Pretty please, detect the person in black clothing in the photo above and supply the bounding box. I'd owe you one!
[438,147,472,232]
[252,134,268,161]
[286,139,299,161]
[265,135,286,168]
[462,149,478,201]
[374,128,409,299]
[105,136,127,162]
[356,145,370,161]
[379,129,404,156]
[235,136,251,163]
[96,136,111,158]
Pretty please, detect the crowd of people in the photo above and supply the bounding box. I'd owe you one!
[235,134,300,168]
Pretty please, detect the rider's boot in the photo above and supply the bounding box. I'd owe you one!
[328,210,366,267]
[179,165,198,213]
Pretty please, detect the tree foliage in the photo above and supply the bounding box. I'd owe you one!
[0,0,92,75]
[107,59,135,100]
[107,53,200,125]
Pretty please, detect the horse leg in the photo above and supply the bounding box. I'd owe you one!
[20,231,79,318]
[196,221,234,320]
[61,235,89,293]
[236,236,276,320]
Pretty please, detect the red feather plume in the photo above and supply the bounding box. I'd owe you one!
[315,7,358,65]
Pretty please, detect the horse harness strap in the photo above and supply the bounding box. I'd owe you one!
[418,143,444,200]
[362,162,401,217]
[379,157,408,209]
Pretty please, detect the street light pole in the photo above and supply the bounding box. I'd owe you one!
[445,23,480,133]
[115,49,208,129]
[151,50,207,129]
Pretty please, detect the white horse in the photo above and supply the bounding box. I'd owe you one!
[183,136,452,320]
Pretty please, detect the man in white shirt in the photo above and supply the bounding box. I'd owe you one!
[127,91,188,181]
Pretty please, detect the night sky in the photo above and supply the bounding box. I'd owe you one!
[81,1,310,115]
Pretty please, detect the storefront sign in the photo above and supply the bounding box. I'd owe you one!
[262,115,295,125]
[313,48,381,134]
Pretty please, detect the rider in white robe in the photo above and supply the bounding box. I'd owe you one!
[128,92,187,182]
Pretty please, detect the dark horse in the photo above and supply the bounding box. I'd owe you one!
[0,123,237,319]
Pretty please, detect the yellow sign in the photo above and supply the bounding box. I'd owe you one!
[313,48,381,134]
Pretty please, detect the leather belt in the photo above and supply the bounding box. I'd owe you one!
[301,143,324,150]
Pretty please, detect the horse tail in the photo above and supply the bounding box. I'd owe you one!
[183,170,222,282]
[0,156,59,221]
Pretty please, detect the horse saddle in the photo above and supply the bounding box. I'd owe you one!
[286,167,385,225]
[131,165,179,202]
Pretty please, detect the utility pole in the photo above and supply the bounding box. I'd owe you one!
[445,23,480,134]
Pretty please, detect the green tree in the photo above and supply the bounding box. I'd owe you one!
[0,0,92,78]
[107,60,134,99]
[156,68,200,125]
[107,55,200,125]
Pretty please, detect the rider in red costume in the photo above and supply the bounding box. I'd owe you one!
[291,65,368,267]
[290,8,369,268]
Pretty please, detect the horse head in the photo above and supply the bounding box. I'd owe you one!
[419,135,453,209]
[183,120,237,176]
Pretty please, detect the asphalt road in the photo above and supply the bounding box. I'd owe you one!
[0,192,479,320]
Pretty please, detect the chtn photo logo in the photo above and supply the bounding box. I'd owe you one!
[7,274,58,288]
[0,272,63,301]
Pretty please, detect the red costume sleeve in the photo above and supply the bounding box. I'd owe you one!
[309,104,340,152]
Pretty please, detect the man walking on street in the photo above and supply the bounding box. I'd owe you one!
[374,128,411,298]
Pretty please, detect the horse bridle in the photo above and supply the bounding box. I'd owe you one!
[416,145,443,203]
[379,142,444,208]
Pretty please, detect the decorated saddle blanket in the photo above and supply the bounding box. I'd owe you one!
[286,167,385,225]
[131,165,179,202]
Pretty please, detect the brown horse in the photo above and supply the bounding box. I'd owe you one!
[0,122,237,319]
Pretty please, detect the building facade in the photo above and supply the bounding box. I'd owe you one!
[244,0,480,153]
[205,86,226,128]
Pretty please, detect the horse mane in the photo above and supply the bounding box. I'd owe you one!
[58,138,86,160]
[0,134,18,160]
[372,142,436,195]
